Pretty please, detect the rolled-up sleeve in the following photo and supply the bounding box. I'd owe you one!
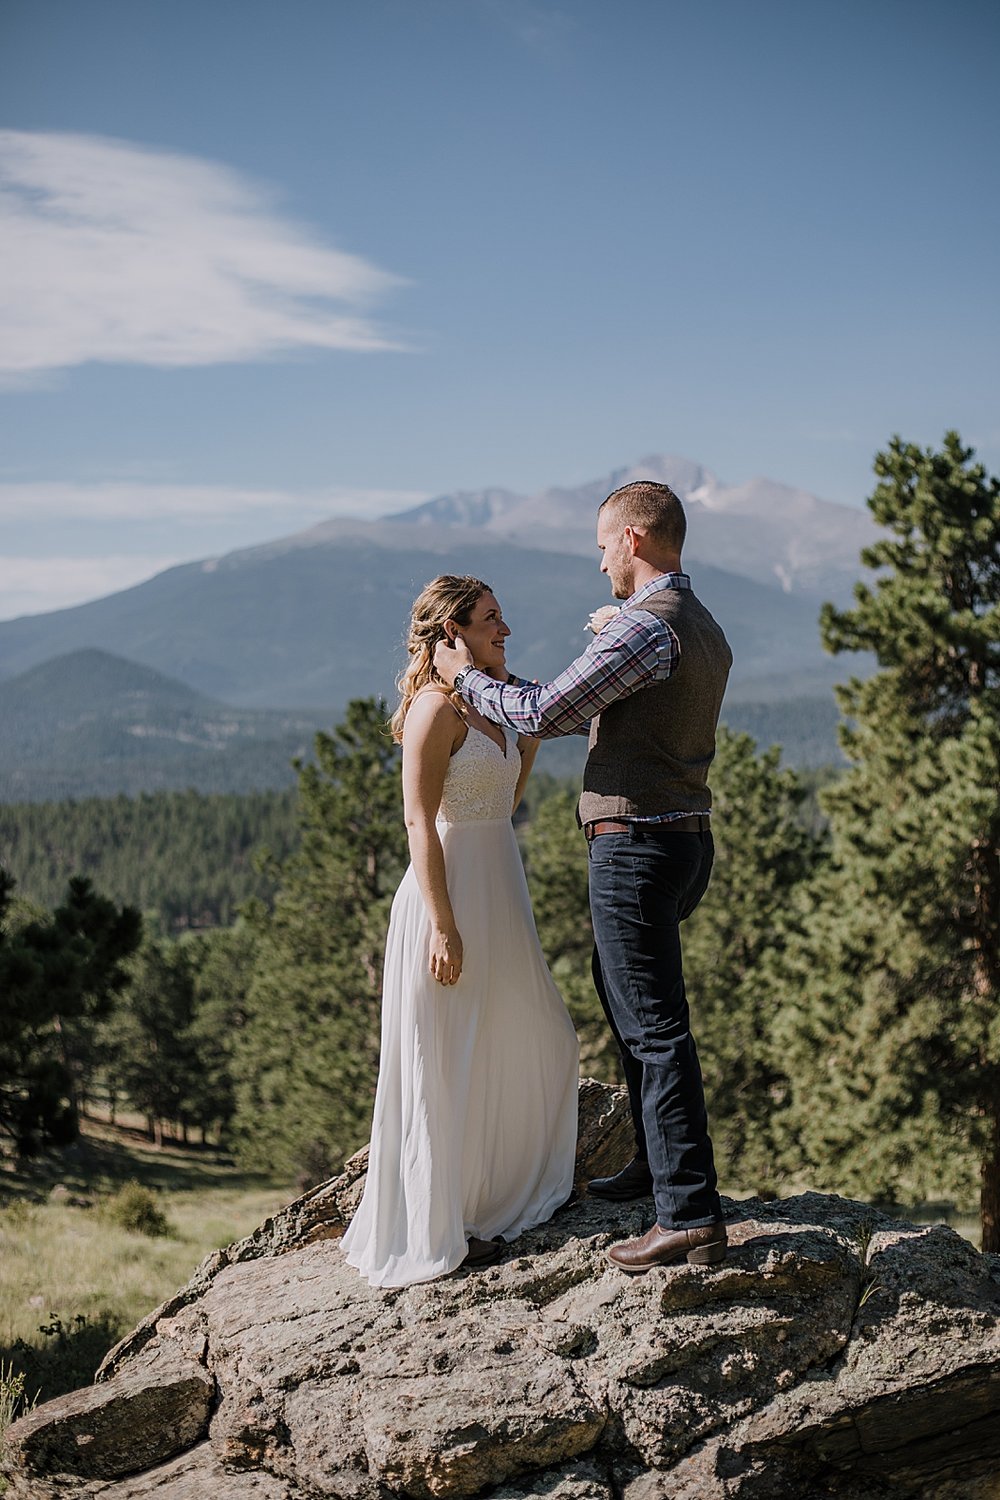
[457,609,679,738]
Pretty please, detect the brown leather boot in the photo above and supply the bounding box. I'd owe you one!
[606,1220,727,1274]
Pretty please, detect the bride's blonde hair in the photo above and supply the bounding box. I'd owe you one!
[390,574,493,743]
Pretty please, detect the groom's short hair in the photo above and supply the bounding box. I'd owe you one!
[600,481,686,552]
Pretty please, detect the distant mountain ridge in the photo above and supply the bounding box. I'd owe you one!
[0,649,328,802]
[0,538,846,710]
[0,452,874,794]
[0,647,843,802]
[0,648,211,715]
[386,453,877,599]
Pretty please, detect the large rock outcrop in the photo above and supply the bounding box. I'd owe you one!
[3,1081,999,1499]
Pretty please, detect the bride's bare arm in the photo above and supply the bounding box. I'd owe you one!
[512,735,540,813]
[402,692,466,986]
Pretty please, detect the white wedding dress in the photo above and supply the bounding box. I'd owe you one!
[341,723,579,1288]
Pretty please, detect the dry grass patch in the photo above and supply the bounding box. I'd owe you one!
[0,1114,292,1417]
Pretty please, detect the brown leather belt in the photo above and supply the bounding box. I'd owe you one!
[584,815,710,840]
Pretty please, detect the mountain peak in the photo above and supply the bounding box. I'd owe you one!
[617,453,719,497]
[386,488,524,527]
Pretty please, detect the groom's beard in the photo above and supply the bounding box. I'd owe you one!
[607,550,635,599]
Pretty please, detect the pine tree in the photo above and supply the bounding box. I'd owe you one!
[521,788,608,1075]
[0,787,299,934]
[774,433,1000,1247]
[101,937,199,1145]
[182,922,258,1144]
[521,740,821,1177]
[681,728,820,1193]
[0,871,142,1152]
[232,700,406,1184]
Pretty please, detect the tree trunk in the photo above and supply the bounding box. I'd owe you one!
[971,827,1000,1253]
[153,1117,164,1149]
[982,1104,1000,1254]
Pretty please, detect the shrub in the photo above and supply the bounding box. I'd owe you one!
[0,1356,36,1442]
[5,1312,122,1411]
[295,1138,337,1195]
[100,1181,171,1238]
[0,1199,34,1231]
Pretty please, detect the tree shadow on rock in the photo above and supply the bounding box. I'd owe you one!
[1,1310,125,1414]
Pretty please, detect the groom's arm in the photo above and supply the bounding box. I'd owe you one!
[439,610,679,739]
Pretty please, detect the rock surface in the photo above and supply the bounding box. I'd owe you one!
[0,1339,212,1487]
[3,1082,1000,1499]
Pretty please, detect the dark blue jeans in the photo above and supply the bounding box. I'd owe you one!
[588,825,721,1228]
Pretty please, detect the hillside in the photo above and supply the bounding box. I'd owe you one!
[0,646,844,804]
[0,650,329,802]
[0,538,850,711]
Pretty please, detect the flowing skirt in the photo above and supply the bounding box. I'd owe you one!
[341,816,579,1288]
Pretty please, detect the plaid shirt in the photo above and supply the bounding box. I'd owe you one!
[457,573,708,826]
[458,573,688,738]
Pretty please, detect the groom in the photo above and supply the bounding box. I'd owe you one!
[434,480,732,1272]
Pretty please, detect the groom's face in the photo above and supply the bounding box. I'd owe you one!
[597,509,634,600]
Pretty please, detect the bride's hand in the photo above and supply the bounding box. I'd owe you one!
[429,925,463,986]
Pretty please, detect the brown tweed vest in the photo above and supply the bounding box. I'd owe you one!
[577,585,732,824]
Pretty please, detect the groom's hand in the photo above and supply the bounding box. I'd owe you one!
[433,635,472,688]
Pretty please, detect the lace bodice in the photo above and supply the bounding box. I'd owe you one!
[437,725,519,823]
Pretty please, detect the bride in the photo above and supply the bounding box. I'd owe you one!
[341,575,579,1288]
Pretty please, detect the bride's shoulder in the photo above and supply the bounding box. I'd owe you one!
[412,684,463,711]
[404,687,466,742]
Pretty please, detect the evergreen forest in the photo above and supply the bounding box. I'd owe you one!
[2,434,997,1248]
[0,789,299,933]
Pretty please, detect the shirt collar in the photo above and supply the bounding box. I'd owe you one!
[625,572,691,608]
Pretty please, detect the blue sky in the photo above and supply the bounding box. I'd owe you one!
[0,0,997,618]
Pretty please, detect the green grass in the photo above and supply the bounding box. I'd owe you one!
[0,1113,293,1418]
[892,1199,981,1248]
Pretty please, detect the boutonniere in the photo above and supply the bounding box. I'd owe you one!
[585,605,622,636]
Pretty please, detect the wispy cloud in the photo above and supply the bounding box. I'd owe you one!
[0,131,409,380]
[0,554,184,620]
[475,0,576,52]
[0,482,429,522]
